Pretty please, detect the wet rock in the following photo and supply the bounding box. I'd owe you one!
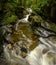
[20,47,27,53]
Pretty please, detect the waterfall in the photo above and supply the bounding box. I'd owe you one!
[2,8,56,65]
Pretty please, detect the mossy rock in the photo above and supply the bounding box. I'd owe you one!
[51,23,56,32]
[29,12,42,23]
[44,20,56,32]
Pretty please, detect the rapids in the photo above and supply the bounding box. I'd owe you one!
[0,8,56,65]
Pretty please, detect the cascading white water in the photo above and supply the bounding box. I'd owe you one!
[15,8,32,31]
[3,37,56,65]
[26,38,56,65]
[2,8,56,65]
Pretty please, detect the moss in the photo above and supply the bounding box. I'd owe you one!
[29,12,43,25]
[3,15,18,24]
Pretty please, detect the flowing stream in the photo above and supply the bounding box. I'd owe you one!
[0,8,56,65]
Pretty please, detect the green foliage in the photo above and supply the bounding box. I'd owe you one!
[0,0,56,25]
[3,15,17,24]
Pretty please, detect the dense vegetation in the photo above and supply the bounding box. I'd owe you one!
[0,0,56,24]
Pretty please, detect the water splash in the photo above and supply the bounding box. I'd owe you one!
[1,8,56,65]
